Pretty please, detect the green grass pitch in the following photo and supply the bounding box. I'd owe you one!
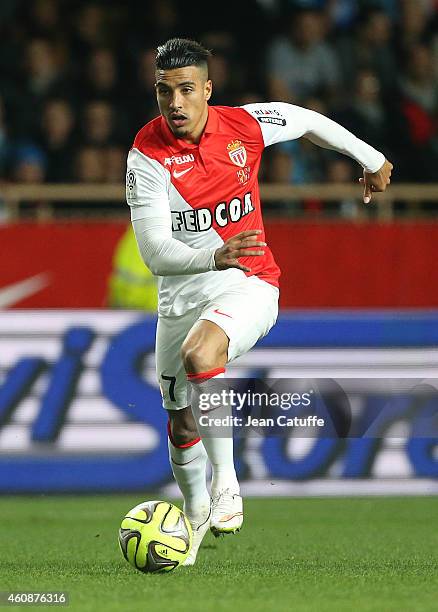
[1,495,437,611]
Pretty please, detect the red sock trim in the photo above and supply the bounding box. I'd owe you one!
[187,367,225,383]
[167,421,201,449]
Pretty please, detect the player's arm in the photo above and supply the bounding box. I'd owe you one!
[127,149,264,275]
[242,102,393,203]
[127,148,216,276]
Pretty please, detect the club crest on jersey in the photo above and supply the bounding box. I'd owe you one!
[237,167,250,184]
[227,140,247,168]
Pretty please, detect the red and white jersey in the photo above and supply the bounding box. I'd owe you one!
[127,102,385,316]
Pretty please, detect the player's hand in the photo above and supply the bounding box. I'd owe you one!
[214,229,266,273]
[359,159,393,204]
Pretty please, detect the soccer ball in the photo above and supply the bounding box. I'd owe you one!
[118,500,192,573]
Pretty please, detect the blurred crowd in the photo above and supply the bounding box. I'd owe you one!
[1,0,438,193]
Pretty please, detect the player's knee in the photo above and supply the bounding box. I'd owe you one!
[180,340,217,374]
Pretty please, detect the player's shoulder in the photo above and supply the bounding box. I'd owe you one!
[131,116,165,158]
[212,105,265,145]
[214,103,288,139]
[214,105,260,135]
[239,102,290,126]
[128,118,170,182]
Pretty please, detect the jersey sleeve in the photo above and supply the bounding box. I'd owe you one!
[241,102,385,173]
[126,148,217,276]
[126,147,171,222]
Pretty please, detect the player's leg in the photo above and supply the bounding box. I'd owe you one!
[182,319,246,537]
[182,277,279,536]
[156,313,211,564]
[167,406,210,518]
[167,406,211,565]
[181,320,240,497]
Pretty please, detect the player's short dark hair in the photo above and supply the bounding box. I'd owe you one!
[155,38,211,73]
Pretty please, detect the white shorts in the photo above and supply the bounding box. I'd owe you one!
[156,276,279,410]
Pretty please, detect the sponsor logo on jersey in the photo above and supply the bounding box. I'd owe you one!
[171,193,255,232]
[213,308,233,318]
[173,166,194,179]
[227,140,247,168]
[126,169,137,201]
[257,116,286,126]
[253,108,282,116]
[164,154,195,166]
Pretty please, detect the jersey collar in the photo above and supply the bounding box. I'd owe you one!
[160,106,219,150]
[204,106,219,134]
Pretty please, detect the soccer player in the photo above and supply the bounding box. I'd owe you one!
[126,38,393,565]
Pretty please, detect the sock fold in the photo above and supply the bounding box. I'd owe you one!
[187,367,225,382]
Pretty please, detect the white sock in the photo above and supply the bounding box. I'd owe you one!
[206,436,240,497]
[188,369,240,497]
[168,432,210,521]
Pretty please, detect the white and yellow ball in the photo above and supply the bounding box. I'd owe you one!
[119,501,192,573]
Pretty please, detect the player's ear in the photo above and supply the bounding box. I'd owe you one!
[205,79,212,101]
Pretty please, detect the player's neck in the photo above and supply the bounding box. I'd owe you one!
[182,106,209,145]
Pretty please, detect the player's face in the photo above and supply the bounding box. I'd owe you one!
[155,65,212,143]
